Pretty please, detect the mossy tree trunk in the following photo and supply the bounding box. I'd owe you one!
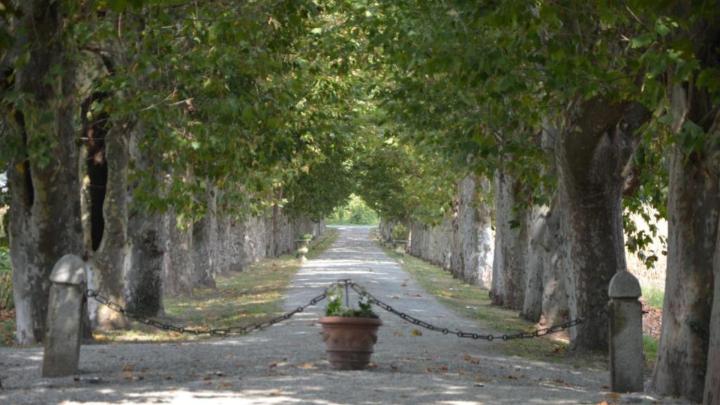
[8,1,83,344]
[555,99,648,351]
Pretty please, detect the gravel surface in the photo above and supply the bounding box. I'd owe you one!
[0,226,686,404]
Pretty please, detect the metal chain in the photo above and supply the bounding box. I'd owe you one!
[348,281,583,341]
[86,288,327,337]
[87,279,583,341]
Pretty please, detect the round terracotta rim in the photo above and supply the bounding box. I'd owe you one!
[318,316,382,326]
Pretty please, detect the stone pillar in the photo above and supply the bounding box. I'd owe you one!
[42,254,87,377]
[608,271,643,393]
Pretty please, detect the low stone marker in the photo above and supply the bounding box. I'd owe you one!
[608,271,643,393]
[42,254,87,377]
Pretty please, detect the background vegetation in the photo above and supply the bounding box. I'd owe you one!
[326,194,379,225]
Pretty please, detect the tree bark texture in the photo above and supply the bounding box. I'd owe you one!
[162,212,194,296]
[405,176,494,287]
[126,209,167,317]
[491,170,529,310]
[190,186,218,288]
[9,1,83,344]
[456,176,494,288]
[651,83,720,402]
[118,124,172,317]
[521,206,548,322]
[89,125,131,329]
[705,222,720,405]
[651,144,718,402]
[555,99,648,351]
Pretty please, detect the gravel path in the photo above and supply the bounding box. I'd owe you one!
[0,226,683,404]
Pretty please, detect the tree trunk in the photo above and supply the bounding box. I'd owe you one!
[555,99,648,351]
[456,175,494,288]
[9,1,83,344]
[88,125,131,329]
[521,206,548,322]
[122,125,169,317]
[192,186,218,288]
[126,209,167,317]
[651,144,718,402]
[705,224,720,405]
[540,195,571,326]
[651,84,719,402]
[162,211,195,296]
[491,170,529,309]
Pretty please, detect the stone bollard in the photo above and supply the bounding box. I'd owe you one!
[42,254,87,377]
[608,271,644,393]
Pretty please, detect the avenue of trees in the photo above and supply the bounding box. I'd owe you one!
[0,1,718,403]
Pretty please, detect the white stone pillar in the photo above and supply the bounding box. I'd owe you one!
[42,254,87,377]
[608,271,643,392]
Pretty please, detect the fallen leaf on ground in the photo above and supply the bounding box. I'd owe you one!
[411,329,422,336]
[297,362,316,369]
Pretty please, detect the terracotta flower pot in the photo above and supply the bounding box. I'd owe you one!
[319,316,382,370]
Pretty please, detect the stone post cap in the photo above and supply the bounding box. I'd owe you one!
[49,254,87,285]
[608,271,641,299]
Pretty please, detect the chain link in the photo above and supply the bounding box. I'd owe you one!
[87,279,582,341]
[348,281,583,341]
[86,288,327,337]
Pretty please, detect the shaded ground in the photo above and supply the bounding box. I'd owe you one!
[0,226,685,404]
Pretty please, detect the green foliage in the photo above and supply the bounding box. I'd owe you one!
[326,194,379,225]
[325,285,378,318]
[643,335,659,369]
[0,246,12,310]
[643,287,665,310]
[390,223,408,241]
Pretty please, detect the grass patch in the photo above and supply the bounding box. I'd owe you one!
[642,286,664,310]
[643,335,658,369]
[0,245,13,346]
[91,228,339,343]
[373,231,604,368]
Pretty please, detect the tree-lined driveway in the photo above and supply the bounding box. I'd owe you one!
[0,226,676,404]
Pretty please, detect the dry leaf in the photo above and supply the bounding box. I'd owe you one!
[297,362,316,370]
[411,329,423,336]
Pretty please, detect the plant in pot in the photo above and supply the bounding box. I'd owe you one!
[296,234,313,261]
[319,285,382,370]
